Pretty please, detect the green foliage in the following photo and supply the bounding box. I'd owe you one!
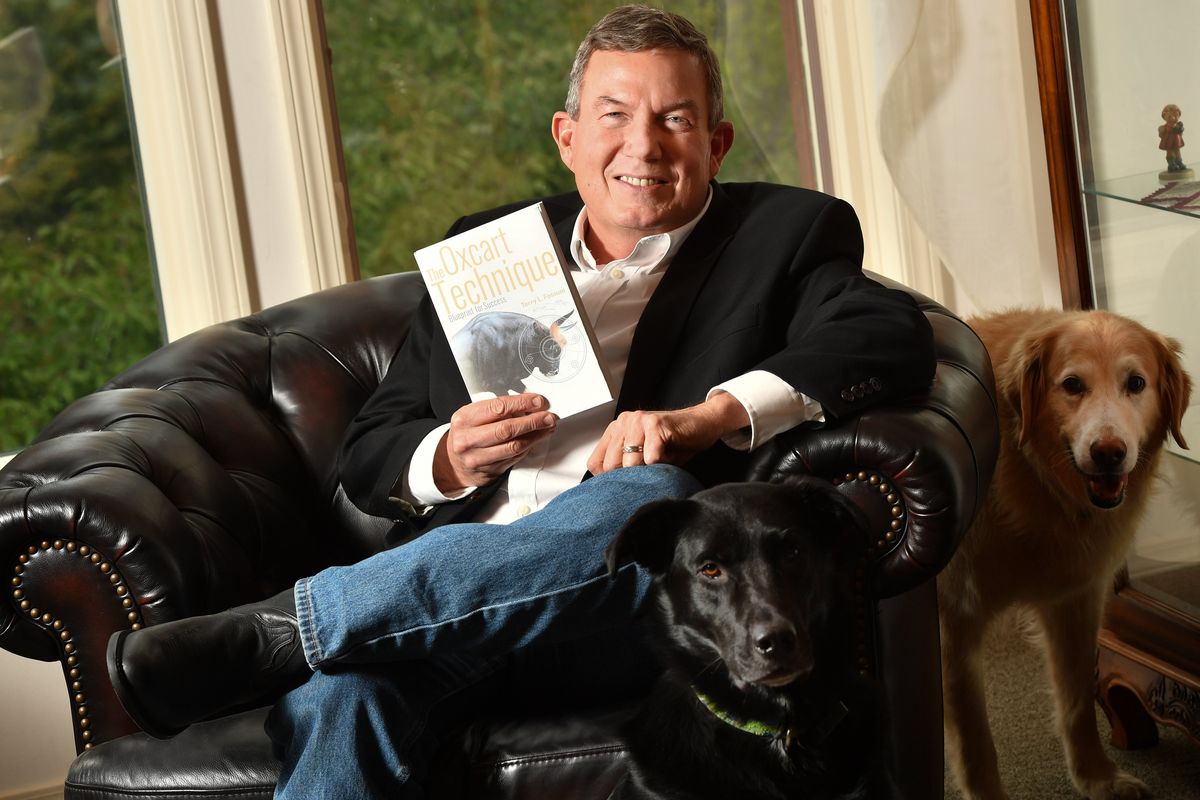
[0,1,159,452]
[323,1,602,277]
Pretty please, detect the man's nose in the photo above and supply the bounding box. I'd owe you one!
[622,119,663,159]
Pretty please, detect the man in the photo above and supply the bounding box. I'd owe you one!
[106,6,935,798]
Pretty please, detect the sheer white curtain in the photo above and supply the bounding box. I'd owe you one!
[868,0,1060,314]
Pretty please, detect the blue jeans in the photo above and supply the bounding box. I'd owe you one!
[266,464,701,799]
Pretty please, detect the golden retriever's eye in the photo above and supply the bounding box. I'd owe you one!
[699,562,723,579]
[1126,375,1147,394]
[1062,376,1085,395]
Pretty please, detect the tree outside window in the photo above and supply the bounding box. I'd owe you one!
[0,0,160,453]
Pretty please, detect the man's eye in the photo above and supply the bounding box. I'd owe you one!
[665,115,693,129]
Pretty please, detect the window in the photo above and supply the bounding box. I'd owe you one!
[0,0,160,453]
[321,1,811,278]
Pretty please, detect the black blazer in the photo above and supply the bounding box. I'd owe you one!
[339,182,936,542]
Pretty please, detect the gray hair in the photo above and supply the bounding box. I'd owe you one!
[564,5,725,130]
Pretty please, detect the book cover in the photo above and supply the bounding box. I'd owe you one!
[414,202,615,418]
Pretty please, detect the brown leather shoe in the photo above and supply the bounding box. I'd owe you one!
[107,587,311,738]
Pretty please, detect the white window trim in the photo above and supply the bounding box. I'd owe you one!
[116,0,254,341]
[268,0,358,293]
[116,0,354,342]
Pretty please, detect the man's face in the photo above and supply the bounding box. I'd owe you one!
[552,48,734,262]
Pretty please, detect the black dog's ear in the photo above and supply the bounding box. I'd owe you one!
[604,498,696,577]
[773,473,871,544]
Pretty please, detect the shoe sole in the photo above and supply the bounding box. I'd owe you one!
[106,629,186,739]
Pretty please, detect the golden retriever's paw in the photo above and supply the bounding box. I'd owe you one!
[952,777,1010,800]
[960,790,1010,800]
[1075,770,1150,800]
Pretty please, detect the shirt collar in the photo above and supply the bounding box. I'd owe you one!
[568,186,713,273]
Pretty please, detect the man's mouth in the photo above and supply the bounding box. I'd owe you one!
[616,176,668,187]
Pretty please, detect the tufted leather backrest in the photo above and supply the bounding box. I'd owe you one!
[5,275,425,619]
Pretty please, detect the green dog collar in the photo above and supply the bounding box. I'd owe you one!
[691,684,851,749]
[691,685,785,740]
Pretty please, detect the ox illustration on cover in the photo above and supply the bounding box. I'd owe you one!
[414,202,615,418]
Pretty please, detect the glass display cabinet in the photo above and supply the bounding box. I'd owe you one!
[1032,0,1200,748]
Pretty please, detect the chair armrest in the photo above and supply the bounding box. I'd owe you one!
[0,386,310,751]
[751,310,998,598]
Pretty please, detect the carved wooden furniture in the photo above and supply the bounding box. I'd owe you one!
[1030,0,1200,749]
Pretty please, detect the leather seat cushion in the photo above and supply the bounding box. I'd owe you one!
[438,705,633,799]
[65,709,278,800]
[64,706,635,800]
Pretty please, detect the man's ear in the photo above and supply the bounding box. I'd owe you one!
[708,120,735,177]
[551,111,576,171]
[604,498,694,577]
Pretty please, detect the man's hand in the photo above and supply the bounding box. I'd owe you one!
[587,391,750,475]
[433,394,558,494]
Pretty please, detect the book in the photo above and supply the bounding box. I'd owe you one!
[413,202,615,418]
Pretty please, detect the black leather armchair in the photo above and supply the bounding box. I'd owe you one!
[0,271,997,800]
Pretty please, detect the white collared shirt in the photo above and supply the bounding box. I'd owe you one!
[403,192,822,524]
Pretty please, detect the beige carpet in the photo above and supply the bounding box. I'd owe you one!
[943,619,1200,799]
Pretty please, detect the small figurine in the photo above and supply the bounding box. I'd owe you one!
[1158,103,1194,182]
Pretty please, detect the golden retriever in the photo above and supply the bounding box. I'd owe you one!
[938,308,1191,800]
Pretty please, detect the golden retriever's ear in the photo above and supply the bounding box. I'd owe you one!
[1000,333,1046,448]
[1155,333,1193,449]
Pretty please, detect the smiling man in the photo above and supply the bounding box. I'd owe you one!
[552,47,733,262]
[105,7,936,798]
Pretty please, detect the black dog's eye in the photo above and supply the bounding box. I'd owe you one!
[1126,374,1146,394]
[699,562,723,579]
[1062,376,1085,395]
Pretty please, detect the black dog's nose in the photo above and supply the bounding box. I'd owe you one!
[753,625,796,657]
[1090,439,1126,470]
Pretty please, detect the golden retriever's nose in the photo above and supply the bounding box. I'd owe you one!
[1090,438,1127,471]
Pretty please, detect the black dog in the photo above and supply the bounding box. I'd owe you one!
[604,477,897,800]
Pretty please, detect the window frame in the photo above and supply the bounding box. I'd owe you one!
[115,0,355,343]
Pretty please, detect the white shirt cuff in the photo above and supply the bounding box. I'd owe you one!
[400,423,477,506]
[707,370,824,451]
